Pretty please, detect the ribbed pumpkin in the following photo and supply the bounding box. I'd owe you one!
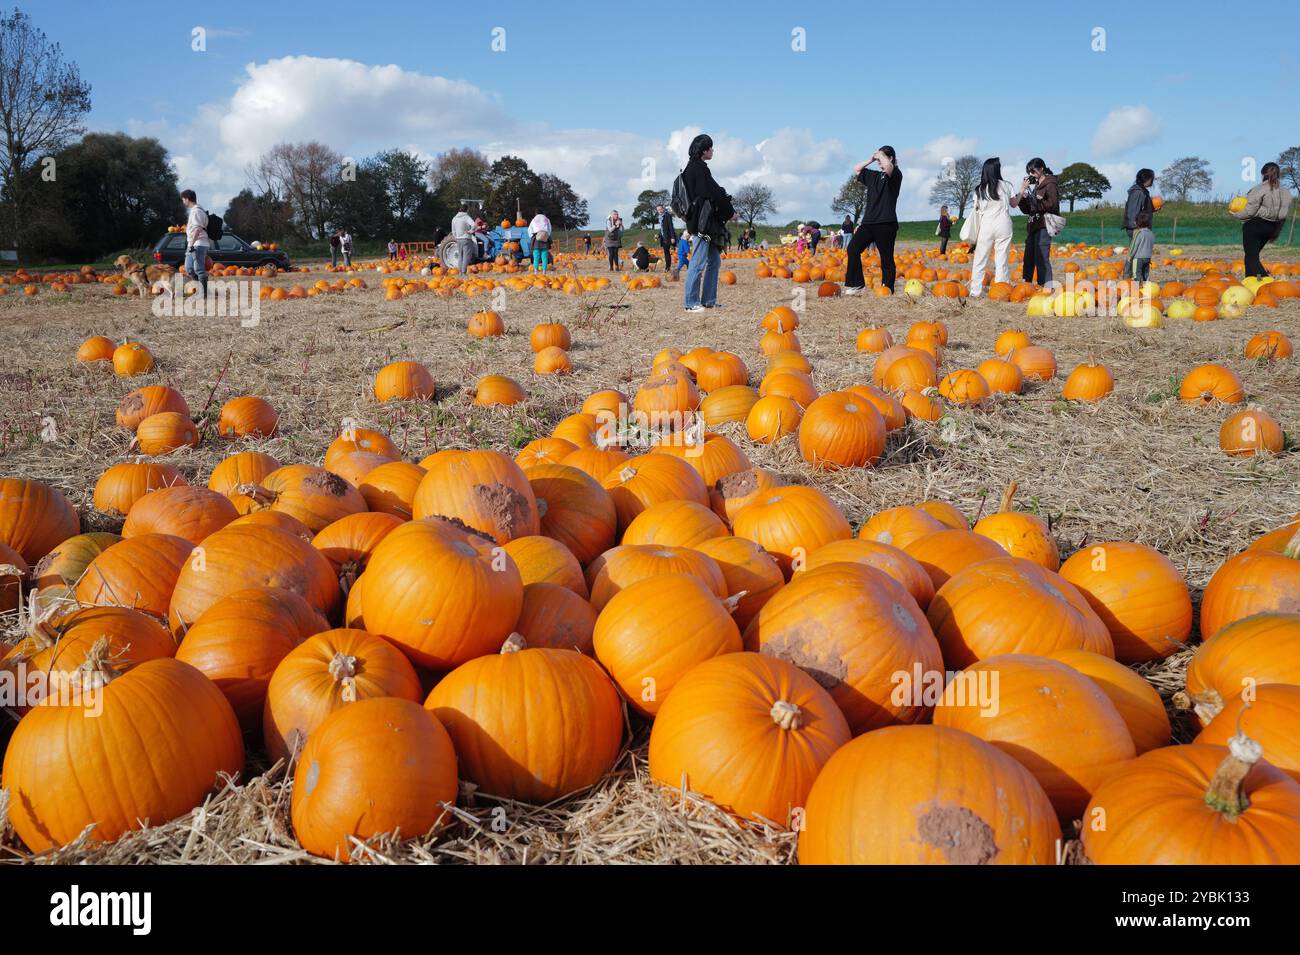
[77,335,116,363]
[1009,345,1057,381]
[1058,541,1192,662]
[632,367,700,419]
[594,573,742,717]
[473,374,527,407]
[1195,685,1300,782]
[356,460,425,518]
[208,451,280,496]
[765,349,811,374]
[732,485,852,578]
[977,358,1024,394]
[798,725,1061,864]
[176,587,329,734]
[1048,648,1171,754]
[516,437,577,470]
[515,582,598,653]
[530,322,571,352]
[560,446,630,481]
[881,350,939,392]
[798,391,886,469]
[291,698,458,859]
[903,528,1007,590]
[708,467,783,526]
[744,562,943,734]
[933,654,1135,821]
[1180,613,1300,726]
[622,499,727,548]
[93,462,186,516]
[600,453,709,534]
[1080,737,1300,864]
[533,346,572,375]
[585,544,727,611]
[324,428,399,470]
[427,635,623,801]
[745,394,803,443]
[217,396,279,437]
[650,431,751,486]
[2,657,244,852]
[468,310,505,337]
[502,534,588,596]
[695,351,749,392]
[551,412,605,451]
[1198,529,1300,639]
[971,482,1059,570]
[31,531,121,591]
[762,305,800,331]
[1244,330,1293,360]
[75,533,194,618]
[855,327,892,352]
[356,517,522,669]
[312,511,403,591]
[319,452,392,492]
[121,485,238,545]
[167,524,340,633]
[927,557,1114,667]
[858,506,942,551]
[526,463,617,565]
[802,538,935,608]
[581,388,628,419]
[228,510,313,539]
[759,328,800,355]
[1219,409,1284,456]
[134,411,199,455]
[1061,362,1114,402]
[759,369,818,408]
[700,385,760,425]
[412,449,540,544]
[237,464,367,534]
[938,369,991,407]
[111,341,154,376]
[899,387,943,421]
[995,329,1031,356]
[649,653,850,825]
[115,385,189,429]
[845,384,906,431]
[263,627,423,764]
[1179,363,1244,405]
[692,535,784,631]
[0,478,81,564]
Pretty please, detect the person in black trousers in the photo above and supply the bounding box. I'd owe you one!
[937,205,951,255]
[657,203,676,272]
[1231,161,1293,277]
[843,147,902,295]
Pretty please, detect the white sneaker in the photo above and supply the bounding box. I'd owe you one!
[686,305,707,313]
[842,286,865,296]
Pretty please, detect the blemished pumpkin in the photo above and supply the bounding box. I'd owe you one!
[632,367,700,417]
[622,499,728,548]
[801,538,935,608]
[1048,648,1171,754]
[467,310,505,337]
[0,478,81,565]
[971,481,1059,570]
[650,431,751,487]
[311,511,404,591]
[593,573,742,717]
[526,463,617,565]
[1198,530,1300,639]
[291,698,458,860]
[502,534,589,597]
[356,460,425,518]
[1179,612,1300,726]
[1080,736,1300,864]
[731,485,852,578]
[1244,330,1293,360]
[692,535,785,631]
[1219,409,1284,456]
[514,582,598,653]
[585,544,728,611]
[600,453,709,534]
[263,627,423,764]
[743,562,943,734]
[412,449,541,544]
[649,652,850,826]
[1179,363,1244,405]
[927,557,1114,667]
[134,411,199,455]
[75,533,194,619]
[208,452,279,496]
[933,654,1136,821]
[902,528,1008,591]
[236,464,367,535]
[115,385,189,429]
[176,587,329,734]
[324,428,399,470]
[798,725,1061,864]
[356,517,523,669]
[2,657,244,852]
[797,391,886,469]
[427,634,623,801]
[708,467,783,526]
[327,450,391,488]
[217,396,279,438]
[120,485,238,545]
[1057,541,1192,662]
[31,531,121,592]
[93,462,186,516]
[858,505,945,550]
[1061,362,1114,402]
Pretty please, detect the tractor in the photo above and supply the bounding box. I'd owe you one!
[437,204,537,271]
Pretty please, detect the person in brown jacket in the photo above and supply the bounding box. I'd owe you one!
[1012,158,1059,285]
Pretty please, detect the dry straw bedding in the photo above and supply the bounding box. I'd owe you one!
[0,242,1296,863]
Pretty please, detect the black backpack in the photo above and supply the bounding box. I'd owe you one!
[206,211,224,242]
[669,170,691,220]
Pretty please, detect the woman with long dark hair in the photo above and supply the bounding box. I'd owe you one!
[967,157,1016,297]
[842,146,902,295]
[1013,158,1059,286]
[1232,161,1293,277]
[682,133,735,311]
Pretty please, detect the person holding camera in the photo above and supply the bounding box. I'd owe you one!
[1231,161,1292,278]
[842,146,902,295]
[1013,158,1059,286]
[604,211,624,271]
[682,133,735,311]
[1123,169,1156,238]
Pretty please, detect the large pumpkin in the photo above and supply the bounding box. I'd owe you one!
[798,725,1061,864]
[650,431,750,487]
[372,361,435,402]
[426,635,623,801]
[115,384,189,430]
[0,478,81,564]
[731,485,852,578]
[2,658,244,852]
[356,460,425,519]
[238,464,367,534]
[622,499,727,548]
[94,462,187,515]
[1180,612,1300,726]
[798,391,886,469]
[649,652,850,826]
[744,562,943,734]
[75,533,194,619]
[526,463,617,564]
[120,485,238,545]
[208,452,280,496]
[858,505,945,550]
[1198,529,1300,639]
[31,531,121,592]
[412,449,540,544]
[585,543,727,611]
[291,698,458,860]
[217,396,279,438]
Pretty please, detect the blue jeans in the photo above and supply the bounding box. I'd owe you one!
[186,245,209,295]
[683,236,721,308]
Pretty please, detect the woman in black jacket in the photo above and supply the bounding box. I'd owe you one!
[681,134,734,311]
[843,147,902,294]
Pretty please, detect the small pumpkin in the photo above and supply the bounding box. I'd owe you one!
[971,481,1059,570]
[134,411,199,455]
[217,396,279,437]
[473,374,526,407]
[116,385,189,430]
[502,534,588,597]
[514,582,598,653]
[93,462,186,516]
[1219,409,1284,456]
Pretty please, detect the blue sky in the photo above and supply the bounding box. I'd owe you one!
[30,0,1299,224]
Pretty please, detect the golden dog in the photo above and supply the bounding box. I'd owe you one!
[115,255,177,298]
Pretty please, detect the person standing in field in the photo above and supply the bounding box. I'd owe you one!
[842,147,902,295]
[604,211,623,270]
[387,238,397,261]
[966,160,1017,297]
[682,133,735,311]
[1013,158,1059,286]
[657,203,676,273]
[675,230,690,279]
[584,233,592,255]
[937,205,952,255]
[1231,161,1293,278]
[1123,169,1156,238]
[840,214,854,250]
[180,189,210,298]
[329,229,341,268]
[450,205,475,275]
[341,229,353,267]
[1126,212,1155,283]
[528,209,553,273]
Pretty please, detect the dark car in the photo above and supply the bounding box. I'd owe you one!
[152,231,291,270]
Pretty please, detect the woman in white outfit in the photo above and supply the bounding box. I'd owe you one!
[967,157,1016,297]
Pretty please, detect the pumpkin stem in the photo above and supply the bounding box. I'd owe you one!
[998,481,1019,514]
[721,590,750,613]
[327,651,358,702]
[501,632,527,654]
[1174,686,1225,726]
[73,636,124,692]
[234,482,277,508]
[1283,526,1300,560]
[770,700,802,730]
[1204,731,1262,819]
[617,466,637,484]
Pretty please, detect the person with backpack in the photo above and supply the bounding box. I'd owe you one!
[680,134,735,311]
[1013,158,1060,286]
[180,189,211,298]
[842,147,903,295]
[1123,169,1156,238]
[657,203,676,273]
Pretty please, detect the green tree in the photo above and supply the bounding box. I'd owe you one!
[485,155,541,223]
[1056,162,1112,212]
[327,157,390,238]
[633,189,669,228]
[1277,146,1300,195]
[372,149,430,229]
[538,172,587,230]
[428,147,490,217]
[1159,156,1213,202]
[223,188,295,242]
[830,176,867,227]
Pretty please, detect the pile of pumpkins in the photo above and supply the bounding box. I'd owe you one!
[3,308,1297,864]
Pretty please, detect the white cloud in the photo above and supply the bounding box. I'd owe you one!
[1090,105,1163,158]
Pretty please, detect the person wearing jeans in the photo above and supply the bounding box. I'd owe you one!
[1013,158,1059,286]
[1231,161,1292,277]
[681,134,734,311]
[180,188,209,298]
[684,234,721,310]
[843,147,903,295]
[450,205,475,275]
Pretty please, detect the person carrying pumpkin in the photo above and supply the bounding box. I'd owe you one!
[1123,169,1156,238]
[528,210,553,273]
[1231,161,1293,278]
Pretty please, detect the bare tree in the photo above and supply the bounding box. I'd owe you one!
[732,183,777,230]
[0,8,92,257]
[1159,156,1213,202]
[830,176,867,227]
[251,142,343,239]
[928,155,981,218]
[1277,146,1300,195]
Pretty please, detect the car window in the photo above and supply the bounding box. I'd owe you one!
[165,235,186,250]
[217,236,242,251]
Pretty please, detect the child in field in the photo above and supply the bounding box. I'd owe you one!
[1126,212,1154,282]
[675,231,691,278]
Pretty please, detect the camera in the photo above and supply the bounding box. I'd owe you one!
[1026,175,1039,187]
